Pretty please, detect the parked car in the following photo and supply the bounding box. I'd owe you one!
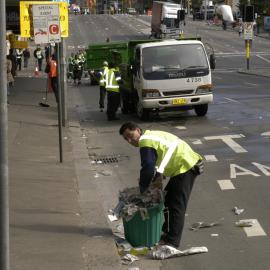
[127,8,136,15]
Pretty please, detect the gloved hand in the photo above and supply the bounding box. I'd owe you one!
[150,174,163,190]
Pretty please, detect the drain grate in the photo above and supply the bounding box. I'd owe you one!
[90,154,129,165]
[92,155,119,164]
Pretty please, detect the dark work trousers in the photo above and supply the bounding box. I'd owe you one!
[99,86,106,109]
[38,59,43,71]
[73,69,82,83]
[162,169,197,247]
[24,57,29,68]
[16,58,22,71]
[51,77,59,103]
[106,91,120,120]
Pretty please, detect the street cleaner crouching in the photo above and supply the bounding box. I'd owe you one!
[119,122,204,248]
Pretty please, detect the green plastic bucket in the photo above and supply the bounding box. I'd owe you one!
[123,203,164,247]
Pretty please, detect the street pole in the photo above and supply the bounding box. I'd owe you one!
[56,43,63,163]
[246,39,250,70]
[204,0,207,22]
[0,0,10,269]
[60,38,67,127]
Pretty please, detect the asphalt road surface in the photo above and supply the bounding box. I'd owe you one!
[67,14,270,270]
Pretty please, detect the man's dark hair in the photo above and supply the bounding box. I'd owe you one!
[108,61,115,68]
[119,122,141,135]
[51,54,56,61]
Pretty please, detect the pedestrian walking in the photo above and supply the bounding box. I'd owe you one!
[72,54,83,85]
[98,61,109,112]
[16,48,23,71]
[48,54,59,103]
[45,45,50,62]
[238,23,243,37]
[105,62,121,120]
[7,49,17,77]
[6,55,14,97]
[34,46,44,71]
[23,48,30,68]
[119,122,204,248]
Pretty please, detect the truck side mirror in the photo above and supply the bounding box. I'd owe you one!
[209,54,216,70]
[130,60,139,75]
[177,10,185,21]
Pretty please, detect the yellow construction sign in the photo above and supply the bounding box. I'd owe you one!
[20,1,69,38]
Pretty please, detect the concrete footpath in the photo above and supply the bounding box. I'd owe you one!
[9,69,123,268]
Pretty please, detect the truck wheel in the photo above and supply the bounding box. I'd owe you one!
[136,101,150,120]
[194,104,208,116]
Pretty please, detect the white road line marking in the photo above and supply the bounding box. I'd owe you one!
[241,219,267,237]
[256,54,270,64]
[215,51,269,55]
[224,97,241,103]
[175,126,187,130]
[192,139,202,145]
[204,135,247,153]
[261,131,270,136]
[204,155,218,162]
[230,164,260,178]
[245,82,257,86]
[217,180,235,190]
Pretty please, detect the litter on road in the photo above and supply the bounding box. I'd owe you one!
[190,219,223,231]
[108,213,118,222]
[150,245,208,260]
[235,220,255,227]
[121,254,139,265]
[232,206,244,215]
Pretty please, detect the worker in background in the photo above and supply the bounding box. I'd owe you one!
[238,22,243,37]
[7,49,17,77]
[105,61,121,120]
[48,54,59,103]
[16,48,23,71]
[34,46,44,71]
[98,61,109,112]
[72,54,83,85]
[119,122,204,248]
[67,53,75,80]
[78,49,87,78]
[23,48,30,68]
[45,45,50,62]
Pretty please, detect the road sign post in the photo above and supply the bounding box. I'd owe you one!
[32,3,63,162]
[244,22,253,70]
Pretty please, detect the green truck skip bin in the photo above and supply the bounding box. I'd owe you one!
[123,203,164,247]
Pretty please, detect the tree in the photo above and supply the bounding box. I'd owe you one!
[239,0,270,15]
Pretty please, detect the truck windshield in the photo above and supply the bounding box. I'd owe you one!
[163,18,178,28]
[142,44,209,80]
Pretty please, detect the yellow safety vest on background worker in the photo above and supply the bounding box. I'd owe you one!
[99,65,108,87]
[139,130,202,177]
[105,68,121,92]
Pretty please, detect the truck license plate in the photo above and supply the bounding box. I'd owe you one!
[172,98,186,105]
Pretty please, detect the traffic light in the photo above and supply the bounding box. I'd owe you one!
[177,9,185,21]
[243,5,254,22]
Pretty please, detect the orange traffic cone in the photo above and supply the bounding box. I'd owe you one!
[34,66,39,76]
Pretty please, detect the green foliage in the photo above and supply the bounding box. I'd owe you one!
[239,0,270,15]
[191,0,203,9]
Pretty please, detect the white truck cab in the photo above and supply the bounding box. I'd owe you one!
[151,1,183,38]
[132,39,214,119]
